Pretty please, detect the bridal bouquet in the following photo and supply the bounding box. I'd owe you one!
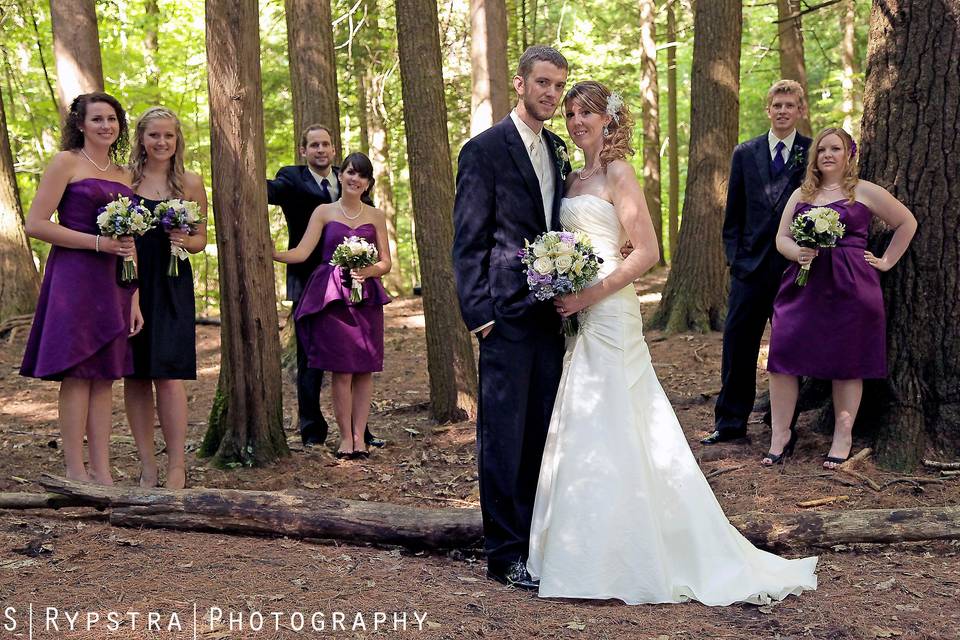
[96,195,153,282]
[330,236,378,302]
[153,198,204,277]
[789,206,845,286]
[519,230,603,336]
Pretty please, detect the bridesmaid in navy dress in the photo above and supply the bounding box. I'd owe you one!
[124,107,207,489]
[764,128,917,469]
[274,153,391,459]
[20,92,144,484]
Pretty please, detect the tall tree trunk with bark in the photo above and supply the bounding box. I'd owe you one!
[860,0,960,470]
[395,0,478,422]
[284,0,342,161]
[666,0,680,260]
[651,0,740,333]
[469,0,510,136]
[840,0,860,134]
[201,0,287,466]
[0,84,39,320]
[639,0,664,265]
[143,0,160,88]
[49,0,104,119]
[776,0,812,136]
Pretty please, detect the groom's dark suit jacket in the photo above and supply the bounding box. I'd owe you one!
[452,116,571,341]
[722,133,812,279]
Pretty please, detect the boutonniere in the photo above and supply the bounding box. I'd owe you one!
[554,141,570,180]
[786,144,807,173]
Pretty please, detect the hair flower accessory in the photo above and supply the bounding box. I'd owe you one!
[605,92,624,124]
[849,139,857,159]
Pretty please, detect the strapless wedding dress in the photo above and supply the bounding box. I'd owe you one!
[526,194,818,605]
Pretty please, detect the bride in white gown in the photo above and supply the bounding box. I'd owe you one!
[526,81,818,606]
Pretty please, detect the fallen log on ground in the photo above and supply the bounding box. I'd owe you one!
[0,492,85,510]
[28,475,960,552]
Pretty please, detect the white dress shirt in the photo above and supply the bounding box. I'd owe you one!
[308,166,339,201]
[510,110,555,230]
[767,129,798,164]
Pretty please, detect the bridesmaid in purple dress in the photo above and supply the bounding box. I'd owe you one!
[20,93,144,484]
[274,153,391,459]
[764,128,916,469]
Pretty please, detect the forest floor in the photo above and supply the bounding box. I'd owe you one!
[0,269,958,640]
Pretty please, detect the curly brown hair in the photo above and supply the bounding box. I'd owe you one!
[60,92,129,163]
[563,81,634,168]
[800,127,859,204]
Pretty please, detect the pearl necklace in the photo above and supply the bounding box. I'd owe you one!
[338,199,363,220]
[80,148,111,172]
[578,164,602,181]
[820,183,842,191]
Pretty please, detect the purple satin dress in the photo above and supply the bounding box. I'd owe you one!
[21,178,136,380]
[767,199,886,380]
[295,221,391,373]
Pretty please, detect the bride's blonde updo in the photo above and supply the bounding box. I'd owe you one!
[563,81,634,168]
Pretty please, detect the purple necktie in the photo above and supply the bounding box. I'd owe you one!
[771,141,786,175]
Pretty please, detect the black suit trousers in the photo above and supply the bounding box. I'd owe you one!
[293,300,328,440]
[477,325,564,570]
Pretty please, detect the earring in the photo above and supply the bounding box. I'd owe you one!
[602,125,610,138]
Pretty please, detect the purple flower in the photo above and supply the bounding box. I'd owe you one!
[559,231,575,244]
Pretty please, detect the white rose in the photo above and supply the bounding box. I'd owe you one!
[813,216,829,233]
[532,243,549,257]
[553,241,575,256]
[96,212,111,228]
[554,254,574,273]
[533,256,554,275]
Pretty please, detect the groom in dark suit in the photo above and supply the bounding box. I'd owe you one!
[267,124,382,448]
[703,80,812,445]
[453,46,571,589]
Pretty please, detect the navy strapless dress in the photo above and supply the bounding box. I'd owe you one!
[767,199,886,380]
[20,178,136,380]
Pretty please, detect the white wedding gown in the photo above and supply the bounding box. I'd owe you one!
[526,194,818,605]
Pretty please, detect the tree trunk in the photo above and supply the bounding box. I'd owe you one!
[49,0,104,119]
[32,475,960,553]
[143,0,160,88]
[0,83,39,322]
[203,0,288,466]
[840,0,860,134]
[395,0,478,422]
[666,0,680,261]
[860,0,960,470]
[284,0,342,161]
[776,0,812,136]
[469,0,510,136]
[639,0,665,265]
[651,0,740,333]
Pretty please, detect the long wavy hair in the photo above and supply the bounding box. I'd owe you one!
[563,81,634,169]
[60,92,129,163]
[128,106,186,198]
[800,127,858,204]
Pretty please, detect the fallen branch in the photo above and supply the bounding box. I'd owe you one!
[705,465,745,480]
[840,448,872,469]
[924,460,960,470]
[797,495,848,508]
[839,468,883,492]
[942,470,960,477]
[0,492,86,510]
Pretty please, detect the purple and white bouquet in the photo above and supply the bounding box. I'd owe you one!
[96,195,153,282]
[153,199,204,277]
[789,206,845,286]
[519,230,603,336]
[330,236,378,302]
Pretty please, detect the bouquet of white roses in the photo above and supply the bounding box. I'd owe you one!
[789,206,846,286]
[330,236,378,302]
[518,230,603,336]
[96,195,153,282]
[154,199,204,277]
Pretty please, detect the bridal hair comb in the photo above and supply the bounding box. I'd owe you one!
[606,92,624,125]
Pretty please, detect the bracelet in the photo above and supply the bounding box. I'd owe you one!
[95,236,100,253]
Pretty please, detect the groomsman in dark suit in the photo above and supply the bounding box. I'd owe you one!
[267,124,383,448]
[453,46,571,589]
[703,80,812,445]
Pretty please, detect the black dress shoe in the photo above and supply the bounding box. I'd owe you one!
[700,429,748,445]
[301,435,325,447]
[365,434,386,448]
[487,559,539,590]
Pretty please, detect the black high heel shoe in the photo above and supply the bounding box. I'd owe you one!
[761,426,798,466]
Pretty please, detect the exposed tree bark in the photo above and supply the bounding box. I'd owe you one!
[840,0,860,134]
[651,0,740,333]
[49,0,104,119]
[469,0,510,136]
[666,0,680,260]
[284,0,342,162]
[202,0,287,466]
[33,476,960,553]
[0,492,81,510]
[0,83,39,322]
[19,0,59,115]
[859,0,960,470]
[639,0,665,265]
[395,0,478,422]
[776,0,812,136]
[143,0,160,88]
